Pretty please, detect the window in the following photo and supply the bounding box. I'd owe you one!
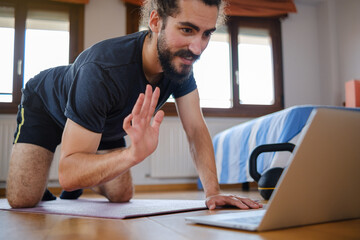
[225,17,284,117]
[0,5,15,103]
[23,9,70,87]
[193,26,231,108]
[0,0,84,113]
[128,5,285,117]
[238,27,274,105]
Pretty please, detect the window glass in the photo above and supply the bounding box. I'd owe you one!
[0,6,15,103]
[193,26,231,108]
[238,27,274,105]
[23,9,69,86]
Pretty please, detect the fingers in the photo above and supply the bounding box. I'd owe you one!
[206,194,263,210]
[132,93,145,116]
[206,196,250,210]
[205,198,219,210]
[230,197,251,210]
[140,85,152,118]
[123,113,133,134]
[149,87,160,120]
[125,85,162,133]
[152,110,164,130]
[238,197,263,209]
[132,85,160,120]
[206,201,216,210]
[231,196,263,209]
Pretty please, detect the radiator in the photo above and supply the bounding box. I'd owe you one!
[148,117,244,178]
[0,116,17,182]
[149,118,197,178]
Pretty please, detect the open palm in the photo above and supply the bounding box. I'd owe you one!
[123,85,164,164]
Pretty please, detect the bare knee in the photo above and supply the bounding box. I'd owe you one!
[6,184,43,208]
[107,184,134,203]
[7,194,41,208]
[93,168,134,203]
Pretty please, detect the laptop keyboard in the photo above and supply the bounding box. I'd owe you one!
[223,216,263,225]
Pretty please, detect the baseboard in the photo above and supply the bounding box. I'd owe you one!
[134,183,258,192]
[0,182,257,198]
[135,183,199,192]
[220,182,258,190]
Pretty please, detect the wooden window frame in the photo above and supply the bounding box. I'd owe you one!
[127,4,285,118]
[0,0,84,114]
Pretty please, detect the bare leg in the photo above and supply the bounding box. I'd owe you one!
[91,149,134,202]
[6,143,53,208]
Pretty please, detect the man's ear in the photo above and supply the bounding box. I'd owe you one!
[149,10,162,33]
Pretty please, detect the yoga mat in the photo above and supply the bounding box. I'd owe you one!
[0,198,207,219]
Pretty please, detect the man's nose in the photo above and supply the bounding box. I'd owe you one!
[188,36,205,56]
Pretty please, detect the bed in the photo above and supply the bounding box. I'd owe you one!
[210,105,359,186]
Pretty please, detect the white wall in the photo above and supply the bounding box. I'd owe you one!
[316,0,339,105]
[84,0,126,48]
[336,0,360,102]
[283,0,360,107]
[282,1,323,107]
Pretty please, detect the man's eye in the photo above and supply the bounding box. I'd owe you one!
[204,31,214,38]
[181,28,192,34]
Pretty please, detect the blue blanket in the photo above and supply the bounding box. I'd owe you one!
[211,105,359,184]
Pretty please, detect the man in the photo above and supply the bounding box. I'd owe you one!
[7,0,262,210]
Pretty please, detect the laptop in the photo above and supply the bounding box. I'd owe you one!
[186,108,360,231]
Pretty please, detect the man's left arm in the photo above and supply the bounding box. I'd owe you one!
[175,89,262,210]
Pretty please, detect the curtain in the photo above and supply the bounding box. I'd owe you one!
[51,0,89,4]
[121,0,296,17]
[123,0,142,5]
[225,0,296,17]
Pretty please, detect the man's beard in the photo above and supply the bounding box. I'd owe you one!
[157,33,200,84]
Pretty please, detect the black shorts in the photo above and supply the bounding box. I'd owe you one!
[14,90,126,152]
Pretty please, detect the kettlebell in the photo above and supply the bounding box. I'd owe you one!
[249,143,295,200]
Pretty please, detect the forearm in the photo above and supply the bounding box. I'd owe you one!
[175,90,221,198]
[188,125,220,197]
[59,148,137,191]
[189,127,263,210]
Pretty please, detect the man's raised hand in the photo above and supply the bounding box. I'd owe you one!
[123,85,164,164]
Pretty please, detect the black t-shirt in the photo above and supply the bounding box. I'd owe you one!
[24,31,197,143]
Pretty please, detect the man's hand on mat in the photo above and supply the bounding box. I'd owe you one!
[123,85,164,164]
[205,194,263,210]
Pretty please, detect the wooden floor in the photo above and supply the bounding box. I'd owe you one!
[1,189,359,240]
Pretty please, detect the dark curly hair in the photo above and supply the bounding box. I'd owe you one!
[140,0,227,31]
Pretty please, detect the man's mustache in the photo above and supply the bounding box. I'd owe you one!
[174,49,200,62]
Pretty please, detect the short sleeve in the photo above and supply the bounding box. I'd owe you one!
[172,73,197,99]
[65,63,117,133]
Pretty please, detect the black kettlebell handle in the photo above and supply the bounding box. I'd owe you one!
[249,143,296,182]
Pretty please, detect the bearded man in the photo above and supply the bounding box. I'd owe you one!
[7,0,262,210]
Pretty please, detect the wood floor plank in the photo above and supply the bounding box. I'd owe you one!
[1,190,359,240]
[46,216,189,240]
[149,210,263,240]
[0,211,189,240]
[149,210,360,240]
